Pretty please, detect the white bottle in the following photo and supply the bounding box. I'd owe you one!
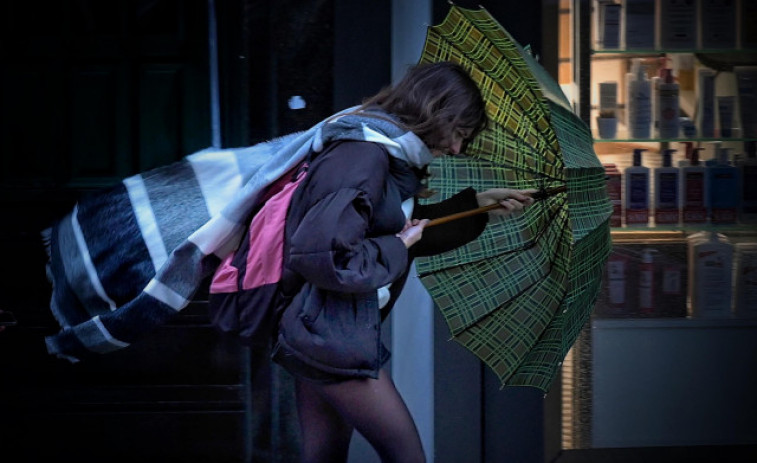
[653,149,680,226]
[733,243,757,318]
[639,248,656,315]
[657,68,680,139]
[687,231,734,318]
[627,60,651,139]
[624,148,650,227]
[651,74,662,136]
[680,148,708,225]
[606,251,628,314]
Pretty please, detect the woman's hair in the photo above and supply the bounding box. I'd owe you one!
[360,61,488,151]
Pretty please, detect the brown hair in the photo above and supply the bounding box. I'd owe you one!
[359,61,488,152]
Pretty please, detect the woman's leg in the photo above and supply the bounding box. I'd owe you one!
[296,378,354,463]
[298,369,425,463]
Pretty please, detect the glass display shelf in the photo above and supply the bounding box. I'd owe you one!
[595,136,757,143]
[610,226,757,240]
[591,48,757,55]
[592,316,757,329]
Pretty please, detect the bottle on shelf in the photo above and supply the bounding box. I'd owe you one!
[696,69,716,138]
[626,59,651,139]
[638,248,656,315]
[657,68,680,139]
[605,250,629,315]
[699,0,736,50]
[654,149,680,226]
[658,0,698,50]
[733,243,757,318]
[680,147,708,225]
[707,147,740,224]
[598,1,621,50]
[597,81,618,138]
[717,96,736,138]
[623,0,655,49]
[604,163,622,227]
[734,67,757,139]
[687,231,734,319]
[624,148,650,227]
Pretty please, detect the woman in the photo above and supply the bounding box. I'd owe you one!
[272,62,534,462]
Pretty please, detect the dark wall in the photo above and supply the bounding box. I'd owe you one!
[0,2,251,460]
[333,0,392,110]
[219,0,391,147]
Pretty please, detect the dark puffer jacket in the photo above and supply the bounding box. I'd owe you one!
[272,140,487,382]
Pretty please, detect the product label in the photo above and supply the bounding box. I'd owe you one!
[736,252,757,314]
[655,209,680,224]
[606,173,622,227]
[607,258,626,306]
[625,171,649,225]
[683,207,707,223]
[601,4,621,49]
[662,266,682,295]
[660,0,697,48]
[655,172,679,224]
[682,171,704,206]
[711,208,737,224]
[629,173,649,207]
[639,265,654,312]
[682,170,707,223]
[657,172,678,205]
[629,83,652,138]
[697,252,731,312]
[625,209,649,225]
[659,94,678,123]
[599,82,617,112]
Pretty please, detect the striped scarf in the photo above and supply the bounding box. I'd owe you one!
[43,107,433,362]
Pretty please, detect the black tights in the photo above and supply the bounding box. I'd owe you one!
[295,369,426,463]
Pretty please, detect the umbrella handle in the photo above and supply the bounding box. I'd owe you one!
[425,185,566,227]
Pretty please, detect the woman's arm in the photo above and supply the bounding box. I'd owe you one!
[287,142,409,293]
[412,187,535,257]
[412,187,486,256]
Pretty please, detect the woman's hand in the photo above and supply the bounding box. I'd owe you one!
[476,188,537,217]
[396,218,429,248]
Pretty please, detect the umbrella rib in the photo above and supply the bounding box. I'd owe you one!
[417,203,567,278]
[448,153,564,183]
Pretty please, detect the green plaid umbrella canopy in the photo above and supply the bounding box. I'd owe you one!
[415,5,612,392]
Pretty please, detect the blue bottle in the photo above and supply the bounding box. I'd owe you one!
[708,147,740,224]
[624,148,650,227]
[654,149,680,226]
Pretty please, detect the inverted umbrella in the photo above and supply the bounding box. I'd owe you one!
[415,5,612,392]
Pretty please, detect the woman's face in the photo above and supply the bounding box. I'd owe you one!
[429,127,474,157]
